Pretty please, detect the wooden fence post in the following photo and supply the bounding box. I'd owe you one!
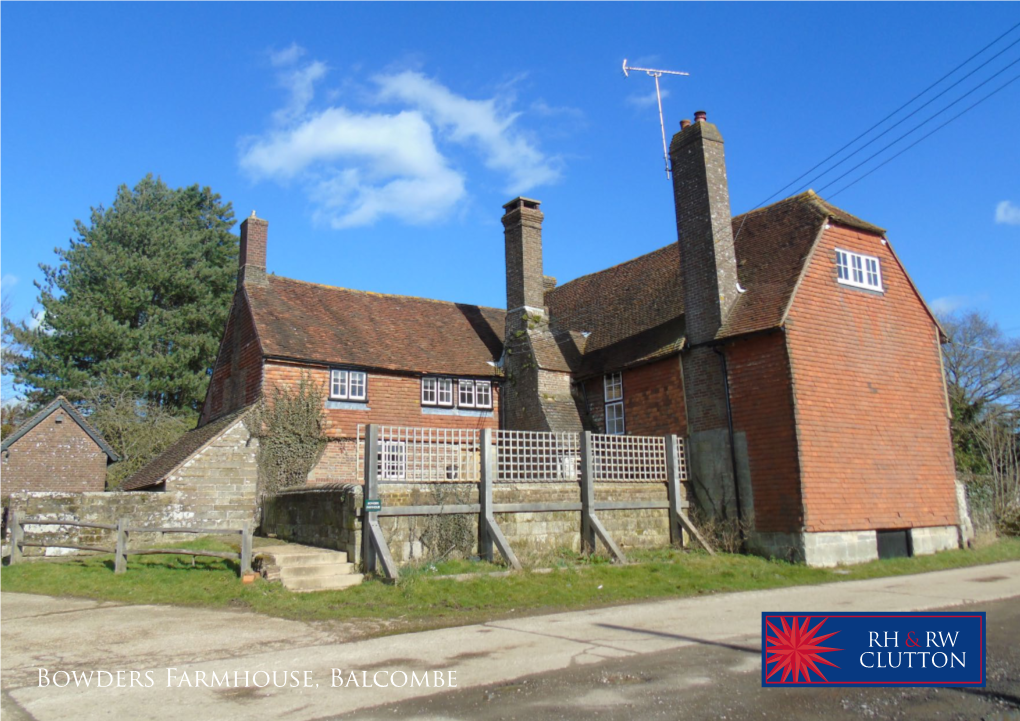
[665,434,684,547]
[579,431,596,554]
[479,428,494,562]
[361,424,379,574]
[114,519,128,574]
[241,522,253,575]
[9,510,23,565]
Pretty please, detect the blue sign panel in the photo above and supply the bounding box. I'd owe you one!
[761,612,985,687]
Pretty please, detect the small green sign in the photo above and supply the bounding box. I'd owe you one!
[365,499,382,512]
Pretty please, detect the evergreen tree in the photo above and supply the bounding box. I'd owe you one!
[5,175,237,413]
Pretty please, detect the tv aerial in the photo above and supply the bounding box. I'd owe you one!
[622,59,689,179]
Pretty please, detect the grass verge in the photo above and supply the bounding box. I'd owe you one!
[3,538,1018,638]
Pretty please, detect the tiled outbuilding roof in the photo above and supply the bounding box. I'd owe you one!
[245,276,505,378]
[546,191,884,375]
[121,405,252,490]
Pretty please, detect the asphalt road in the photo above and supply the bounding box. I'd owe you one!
[328,598,1020,721]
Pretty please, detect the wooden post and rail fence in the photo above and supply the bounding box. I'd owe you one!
[6,514,253,577]
[359,425,714,581]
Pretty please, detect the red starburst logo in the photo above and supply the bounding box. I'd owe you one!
[765,616,843,683]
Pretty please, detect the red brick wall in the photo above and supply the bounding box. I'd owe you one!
[726,332,803,533]
[2,415,108,495]
[200,291,264,425]
[785,223,957,532]
[262,361,500,484]
[582,357,686,437]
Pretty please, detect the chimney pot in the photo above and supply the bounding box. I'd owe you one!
[694,110,707,123]
[680,119,692,130]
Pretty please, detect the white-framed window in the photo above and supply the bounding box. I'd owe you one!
[378,441,406,480]
[604,372,623,402]
[421,377,493,409]
[458,379,476,408]
[330,369,368,401]
[836,249,883,292]
[606,402,625,435]
[475,380,492,409]
[421,377,438,405]
[437,377,454,407]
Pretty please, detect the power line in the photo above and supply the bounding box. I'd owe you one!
[796,35,1020,196]
[828,72,1020,199]
[753,19,1020,210]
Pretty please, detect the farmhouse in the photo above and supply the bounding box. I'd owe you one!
[1,396,119,496]
[127,111,961,566]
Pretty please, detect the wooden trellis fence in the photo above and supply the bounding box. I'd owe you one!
[358,424,713,580]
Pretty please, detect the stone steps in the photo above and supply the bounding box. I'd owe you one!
[256,544,363,593]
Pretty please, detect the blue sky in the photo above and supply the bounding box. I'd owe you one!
[3,2,1019,353]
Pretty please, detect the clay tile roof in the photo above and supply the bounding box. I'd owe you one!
[246,276,506,377]
[546,244,685,377]
[1,396,118,461]
[544,192,883,373]
[121,405,253,490]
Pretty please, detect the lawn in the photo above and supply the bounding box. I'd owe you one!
[3,537,1018,638]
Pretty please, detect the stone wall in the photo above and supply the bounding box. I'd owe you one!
[261,481,675,568]
[5,490,244,557]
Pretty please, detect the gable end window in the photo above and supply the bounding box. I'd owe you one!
[421,377,492,409]
[330,369,368,402]
[836,249,883,292]
[604,372,625,435]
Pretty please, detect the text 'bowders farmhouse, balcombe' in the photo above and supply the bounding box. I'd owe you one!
[124,111,961,567]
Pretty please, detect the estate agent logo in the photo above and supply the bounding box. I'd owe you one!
[761,612,985,687]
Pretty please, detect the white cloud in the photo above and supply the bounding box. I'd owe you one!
[1,274,17,290]
[239,52,559,229]
[27,309,45,331]
[626,87,670,109]
[930,295,970,315]
[995,200,1020,226]
[270,43,306,68]
[375,71,561,192]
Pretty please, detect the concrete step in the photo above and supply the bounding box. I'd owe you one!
[279,563,358,580]
[287,573,366,593]
[256,543,363,592]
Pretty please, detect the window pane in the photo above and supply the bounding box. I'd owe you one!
[349,371,366,400]
[330,370,342,398]
[606,401,625,435]
[335,370,348,398]
[459,379,475,407]
[852,255,864,283]
[438,378,453,405]
[422,377,437,405]
[837,251,849,280]
[605,372,623,402]
[476,381,492,408]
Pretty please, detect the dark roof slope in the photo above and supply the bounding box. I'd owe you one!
[1,396,119,461]
[545,191,883,374]
[546,244,685,377]
[246,276,505,377]
[121,406,252,490]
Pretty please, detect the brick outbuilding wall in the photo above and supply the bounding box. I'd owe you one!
[2,413,108,496]
[785,223,957,533]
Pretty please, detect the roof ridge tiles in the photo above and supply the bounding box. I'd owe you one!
[263,274,506,313]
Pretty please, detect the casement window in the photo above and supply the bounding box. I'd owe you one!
[836,249,883,292]
[378,441,406,480]
[421,377,492,409]
[604,372,625,435]
[330,369,368,402]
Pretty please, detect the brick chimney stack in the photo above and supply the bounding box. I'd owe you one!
[238,212,268,287]
[669,111,743,522]
[669,111,738,345]
[502,197,545,314]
